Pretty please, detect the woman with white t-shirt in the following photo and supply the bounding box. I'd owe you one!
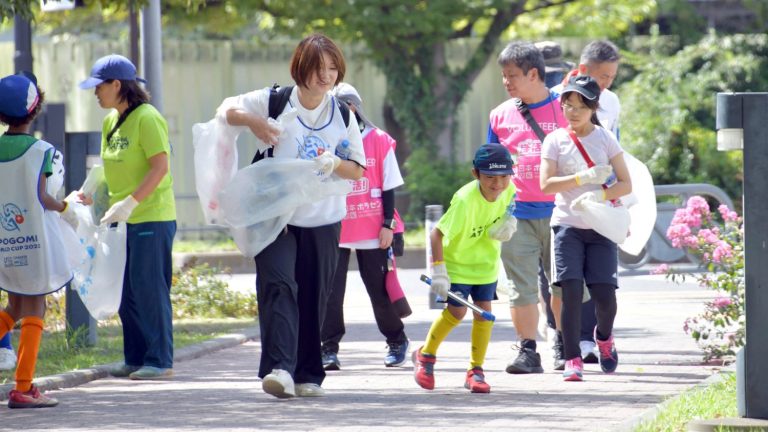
[223,34,365,399]
[539,75,631,382]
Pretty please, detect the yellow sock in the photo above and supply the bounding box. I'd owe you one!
[15,317,44,393]
[423,308,461,356]
[470,319,494,369]
[0,310,15,339]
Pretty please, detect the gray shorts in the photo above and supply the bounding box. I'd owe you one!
[501,217,551,307]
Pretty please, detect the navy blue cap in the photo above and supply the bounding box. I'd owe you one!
[473,143,514,176]
[562,75,600,101]
[0,72,40,118]
[79,54,146,89]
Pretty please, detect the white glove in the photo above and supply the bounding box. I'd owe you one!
[575,165,613,185]
[59,200,79,230]
[100,195,139,225]
[431,263,450,299]
[571,190,606,211]
[313,151,341,177]
[488,215,517,242]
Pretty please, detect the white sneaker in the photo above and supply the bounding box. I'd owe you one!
[295,383,325,397]
[0,348,17,370]
[262,369,295,399]
[580,341,599,364]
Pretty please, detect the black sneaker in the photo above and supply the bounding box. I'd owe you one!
[505,346,544,374]
[322,351,340,371]
[552,336,565,371]
[384,340,410,367]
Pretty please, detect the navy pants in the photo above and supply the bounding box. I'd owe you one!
[255,223,340,386]
[321,247,407,354]
[119,221,176,369]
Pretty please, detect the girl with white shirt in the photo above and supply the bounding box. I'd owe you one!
[540,75,631,381]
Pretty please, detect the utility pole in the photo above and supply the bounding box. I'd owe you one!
[140,0,164,112]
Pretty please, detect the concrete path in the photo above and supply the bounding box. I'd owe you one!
[3,268,719,431]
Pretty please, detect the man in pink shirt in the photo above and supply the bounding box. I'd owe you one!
[487,41,568,374]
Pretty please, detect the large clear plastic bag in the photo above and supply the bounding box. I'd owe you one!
[192,117,240,225]
[572,196,631,244]
[230,211,295,258]
[222,158,351,256]
[219,158,351,228]
[80,165,111,224]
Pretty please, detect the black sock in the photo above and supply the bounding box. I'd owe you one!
[521,339,537,351]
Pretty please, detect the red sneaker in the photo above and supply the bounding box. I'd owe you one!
[464,367,491,393]
[8,385,59,408]
[412,346,436,390]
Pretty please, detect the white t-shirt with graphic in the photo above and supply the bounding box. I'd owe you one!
[542,126,623,229]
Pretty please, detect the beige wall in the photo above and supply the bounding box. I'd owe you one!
[0,38,514,237]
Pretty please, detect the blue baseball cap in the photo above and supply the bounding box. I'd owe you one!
[79,54,146,89]
[473,143,514,176]
[0,72,40,118]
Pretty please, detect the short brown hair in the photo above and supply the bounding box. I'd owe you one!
[290,34,346,88]
[0,87,45,127]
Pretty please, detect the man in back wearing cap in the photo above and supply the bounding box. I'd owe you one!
[412,143,516,394]
[552,40,622,365]
[535,41,574,89]
[487,41,568,376]
[320,83,410,370]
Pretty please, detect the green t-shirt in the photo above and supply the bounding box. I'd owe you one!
[436,180,516,285]
[0,133,53,175]
[101,103,176,223]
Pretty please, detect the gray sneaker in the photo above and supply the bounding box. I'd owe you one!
[129,366,174,380]
[109,363,141,378]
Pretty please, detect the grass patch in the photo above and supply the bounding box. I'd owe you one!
[174,238,238,253]
[0,317,255,384]
[404,225,426,249]
[634,372,737,432]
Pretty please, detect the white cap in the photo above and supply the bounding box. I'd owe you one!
[333,82,378,130]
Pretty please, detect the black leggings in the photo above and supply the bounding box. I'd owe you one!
[560,280,617,360]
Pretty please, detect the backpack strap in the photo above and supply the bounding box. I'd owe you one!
[514,98,548,142]
[336,97,350,128]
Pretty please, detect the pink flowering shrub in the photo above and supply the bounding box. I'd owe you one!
[659,196,744,361]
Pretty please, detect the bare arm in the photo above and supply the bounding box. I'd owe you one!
[540,158,580,195]
[334,160,364,180]
[38,174,66,212]
[131,152,169,202]
[429,227,445,263]
[604,153,632,201]
[226,108,279,145]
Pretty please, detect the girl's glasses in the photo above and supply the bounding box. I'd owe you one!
[561,103,591,114]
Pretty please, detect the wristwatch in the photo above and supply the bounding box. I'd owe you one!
[382,218,396,230]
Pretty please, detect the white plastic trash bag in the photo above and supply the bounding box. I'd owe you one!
[219,158,352,228]
[69,200,127,321]
[572,195,631,245]
[618,152,657,256]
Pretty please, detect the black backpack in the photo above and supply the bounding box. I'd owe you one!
[251,84,351,164]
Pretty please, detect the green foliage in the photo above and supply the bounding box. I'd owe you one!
[404,147,472,222]
[171,264,258,319]
[620,33,768,205]
[634,372,736,432]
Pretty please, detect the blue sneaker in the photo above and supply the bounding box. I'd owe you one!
[595,330,619,373]
[384,340,410,367]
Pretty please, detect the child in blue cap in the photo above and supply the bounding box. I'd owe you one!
[413,143,516,393]
[0,72,77,408]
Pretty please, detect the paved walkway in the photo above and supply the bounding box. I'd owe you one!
[3,268,719,431]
